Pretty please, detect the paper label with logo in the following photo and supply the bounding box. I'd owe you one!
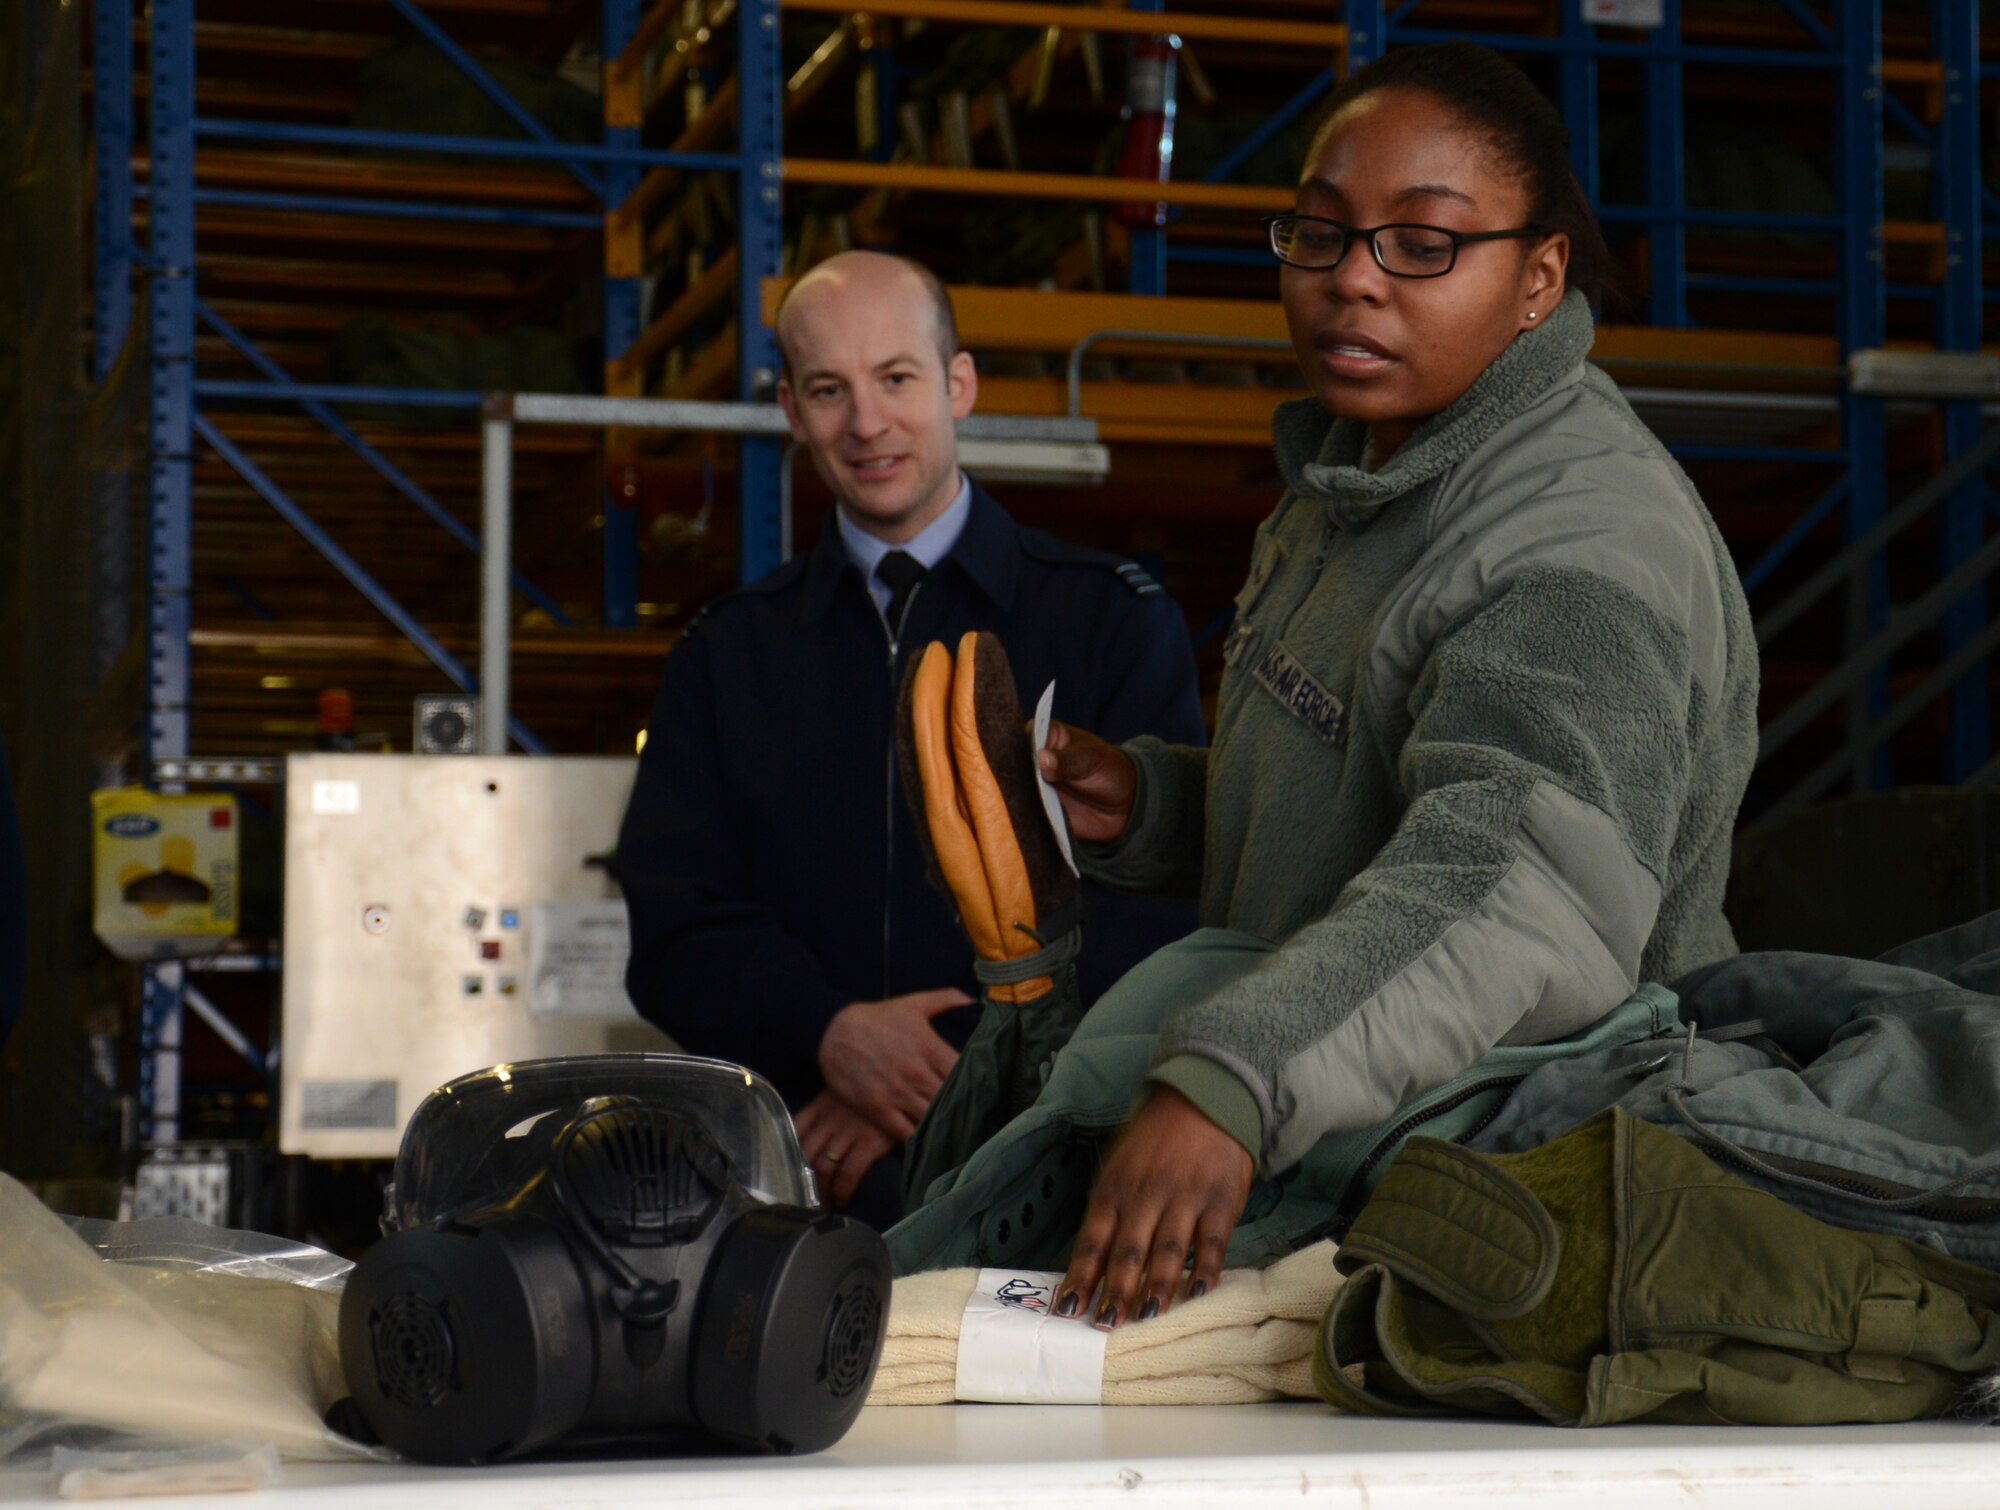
[954,1269,1107,1404]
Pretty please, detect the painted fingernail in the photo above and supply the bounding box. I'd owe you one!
[1137,1296,1159,1322]
[1187,1281,1207,1301]
[1056,1290,1081,1319]
[1094,1302,1119,1330]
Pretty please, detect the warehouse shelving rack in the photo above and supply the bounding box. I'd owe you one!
[93,1,1999,1142]
[93,0,786,1139]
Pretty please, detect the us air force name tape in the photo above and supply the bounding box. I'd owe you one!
[1251,641,1345,747]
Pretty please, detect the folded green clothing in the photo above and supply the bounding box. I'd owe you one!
[1317,1109,2000,1426]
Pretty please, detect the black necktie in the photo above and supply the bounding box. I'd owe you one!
[877,550,927,636]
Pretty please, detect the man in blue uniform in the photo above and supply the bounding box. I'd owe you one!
[618,252,1204,1228]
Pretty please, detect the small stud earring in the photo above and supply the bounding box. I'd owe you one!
[1526,311,1538,320]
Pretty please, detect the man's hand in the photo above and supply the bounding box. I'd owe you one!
[1036,721,1138,845]
[1054,1086,1254,1329]
[793,1091,895,1210]
[818,988,972,1141]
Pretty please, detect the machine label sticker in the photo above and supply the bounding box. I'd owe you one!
[955,1268,1107,1404]
[1251,640,1346,746]
[529,902,636,1019]
[300,1079,397,1130]
[311,780,361,815]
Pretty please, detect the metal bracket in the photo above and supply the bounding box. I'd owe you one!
[150,757,280,785]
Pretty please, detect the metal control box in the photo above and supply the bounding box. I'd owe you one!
[280,754,672,1158]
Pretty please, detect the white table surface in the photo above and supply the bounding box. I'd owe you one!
[4,1404,1999,1508]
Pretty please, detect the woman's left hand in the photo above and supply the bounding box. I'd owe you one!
[1055,1086,1254,1329]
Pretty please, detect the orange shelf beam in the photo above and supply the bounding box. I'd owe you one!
[761,279,1293,348]
[609,250,739,394]
[977,374,1282,445]
[760,280,1853,377]
[779,0,1346,49]
[608,0,695,114]
[782,158,1291,211]
[1880,219,1946,245]
[1594,325,1840,373]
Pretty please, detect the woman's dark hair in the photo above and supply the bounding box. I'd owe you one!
[1309,42,1616,315]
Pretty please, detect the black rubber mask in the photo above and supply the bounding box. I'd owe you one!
[336,1054,890,1463]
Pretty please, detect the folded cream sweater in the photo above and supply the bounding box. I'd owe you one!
[867,1242,1341,1406]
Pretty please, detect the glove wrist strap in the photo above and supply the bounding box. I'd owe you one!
[973,925,1081,988]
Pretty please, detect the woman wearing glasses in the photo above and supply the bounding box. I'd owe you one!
[1039,42,1758,1327]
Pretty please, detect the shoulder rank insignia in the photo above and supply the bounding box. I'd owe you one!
[1114,561,1164,597]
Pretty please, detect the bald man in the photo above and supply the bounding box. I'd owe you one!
[617,253,1203,1228]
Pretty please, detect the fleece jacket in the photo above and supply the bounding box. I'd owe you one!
[1081,289,1760,1178]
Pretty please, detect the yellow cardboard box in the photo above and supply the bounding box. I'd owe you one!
[92,787,240,959]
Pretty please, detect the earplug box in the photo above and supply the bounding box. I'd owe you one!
[91,787,240,959]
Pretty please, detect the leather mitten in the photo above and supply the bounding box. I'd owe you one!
[897,632,1079,1002]
[895,631,1086,1209]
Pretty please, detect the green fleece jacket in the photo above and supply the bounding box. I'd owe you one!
[1081,290,1760,1177]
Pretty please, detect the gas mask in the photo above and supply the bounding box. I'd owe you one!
[336,1055,889,1463]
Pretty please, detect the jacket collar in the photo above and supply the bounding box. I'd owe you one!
[799,476,1020,624]
[1272,288,1597,531]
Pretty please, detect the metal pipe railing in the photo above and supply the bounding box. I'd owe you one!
[1065,328,1296,418]
[480,401,516,756]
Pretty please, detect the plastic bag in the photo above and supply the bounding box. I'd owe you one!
[0,1173,381,1465]
[50,1441,282,1500]
[62,1216,353,1292]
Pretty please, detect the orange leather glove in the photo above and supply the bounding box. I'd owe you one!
[898,632,1078,1004]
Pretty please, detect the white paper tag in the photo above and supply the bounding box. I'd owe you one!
[310,780,360,815]
[955,1269,1106,1404]
[1031,682,1080,878]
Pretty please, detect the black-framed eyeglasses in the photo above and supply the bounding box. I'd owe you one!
[1263,214,1546,277]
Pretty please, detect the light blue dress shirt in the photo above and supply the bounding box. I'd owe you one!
[834,474,974,617]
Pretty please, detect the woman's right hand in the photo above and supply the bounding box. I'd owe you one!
[1037,721,1138,844]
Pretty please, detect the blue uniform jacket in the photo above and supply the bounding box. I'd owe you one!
[618,481,1206,1109]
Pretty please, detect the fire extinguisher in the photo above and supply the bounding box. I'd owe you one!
[1114,32,1180,230]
